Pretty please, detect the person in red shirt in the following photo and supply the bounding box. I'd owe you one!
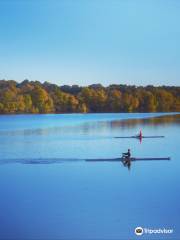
[139,130,142,138]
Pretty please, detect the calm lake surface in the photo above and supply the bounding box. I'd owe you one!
[0,113,179,240]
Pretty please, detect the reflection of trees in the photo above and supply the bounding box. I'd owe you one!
[0,114,179,137]
[111,114,180,129]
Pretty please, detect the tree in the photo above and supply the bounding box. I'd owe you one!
[155,89,174,111]
[107,89,123,112]
[31,86,54,113]
[137,90,157,112]
[0,80,179,113]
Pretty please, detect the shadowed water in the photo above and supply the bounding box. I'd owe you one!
[0,113,179,240]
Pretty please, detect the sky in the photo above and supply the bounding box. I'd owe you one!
[0,0,180,86]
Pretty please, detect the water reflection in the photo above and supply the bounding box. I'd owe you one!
[111,114,180,129]
[122,158,131,170]
[0,114,179,137]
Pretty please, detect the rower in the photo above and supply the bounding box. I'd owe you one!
[139,130,142,138]
[136,130,142,138]
[122,149,131,159]
[122,149,131,169]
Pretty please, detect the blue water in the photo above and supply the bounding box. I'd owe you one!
[0,113,179,239]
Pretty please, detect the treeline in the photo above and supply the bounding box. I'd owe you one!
[0,80,179,113]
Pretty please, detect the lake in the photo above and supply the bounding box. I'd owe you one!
[0,113,179,239]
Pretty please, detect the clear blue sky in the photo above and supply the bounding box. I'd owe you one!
[0,0,180,86]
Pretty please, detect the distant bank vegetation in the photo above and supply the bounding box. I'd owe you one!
[0,80,179,113]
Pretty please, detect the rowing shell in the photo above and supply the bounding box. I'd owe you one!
[114,136,164,139]
[86,157,170,162]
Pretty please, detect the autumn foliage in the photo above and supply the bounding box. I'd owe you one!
[0,80,179,113]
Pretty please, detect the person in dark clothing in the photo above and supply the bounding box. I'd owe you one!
[122,149,131,158]
[122,149,131,169]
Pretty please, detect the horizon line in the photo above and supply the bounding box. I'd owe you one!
[0,79,180,88]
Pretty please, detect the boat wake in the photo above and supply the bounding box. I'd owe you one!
[0,158,85,165]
